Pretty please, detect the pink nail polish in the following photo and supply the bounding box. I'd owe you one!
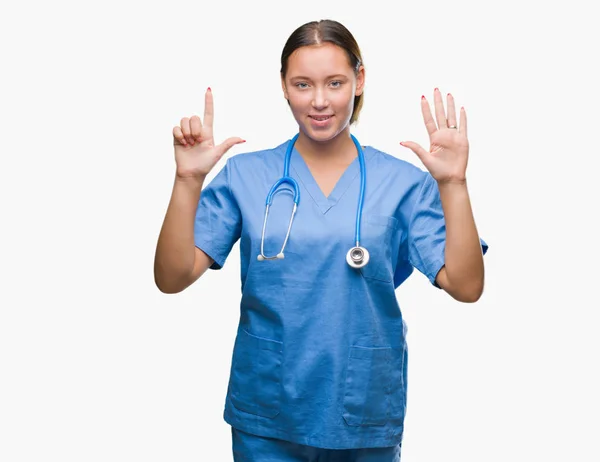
[207,87,211,92]
[421,95,426,100]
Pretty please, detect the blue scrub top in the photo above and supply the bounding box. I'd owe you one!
[194,137,488,450]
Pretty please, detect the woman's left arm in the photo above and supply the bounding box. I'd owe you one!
[434,180,484,302]
[400,88,485,302]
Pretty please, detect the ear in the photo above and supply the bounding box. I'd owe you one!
[280,74,289,100]
[355,65,365,96]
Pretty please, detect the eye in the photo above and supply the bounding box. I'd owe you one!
[330,80,342,88]
[295,82,309,89]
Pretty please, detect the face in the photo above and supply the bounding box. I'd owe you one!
[281,42,365,143]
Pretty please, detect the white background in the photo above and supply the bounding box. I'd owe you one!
[1,0,598,460]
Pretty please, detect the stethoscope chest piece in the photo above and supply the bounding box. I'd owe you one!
[346,246,370,269]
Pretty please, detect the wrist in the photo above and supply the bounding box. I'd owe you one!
[437,178,469,200]
[175,173,206,188]
[437,177,467,188]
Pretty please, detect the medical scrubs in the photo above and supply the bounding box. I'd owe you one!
[232,426,401,461]
[193,137,488,454]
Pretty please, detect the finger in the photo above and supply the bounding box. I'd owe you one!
[433,88,447,129]
[446,93,457,128]
[421,96,437,137]
[173,126,188,146]
[203,87,214,137]
[460,106,467,137]
[215,137,246,159]
[180,117,194,144]
[190,115,203,142]
[400,141,428,163]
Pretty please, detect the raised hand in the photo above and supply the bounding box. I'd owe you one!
[400,88,469,184]
[173,88,245,180]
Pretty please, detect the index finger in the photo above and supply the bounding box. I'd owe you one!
[204,87,214,129]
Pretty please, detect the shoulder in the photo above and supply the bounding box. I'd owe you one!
[365,146,438,213]
[365,145,429,184]
[226,139,288,169]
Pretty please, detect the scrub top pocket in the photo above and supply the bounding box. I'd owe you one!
[342,346,392,426]
[230,329,283,418]
[359,214,400,283]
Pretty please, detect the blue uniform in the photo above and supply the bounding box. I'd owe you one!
[194,137,488,452]
[231,426,402,461]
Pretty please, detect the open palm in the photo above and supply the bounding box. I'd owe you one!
[401,88,469,184]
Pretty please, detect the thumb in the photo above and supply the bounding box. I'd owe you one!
[215,137,246,158]
[400,141,428,162]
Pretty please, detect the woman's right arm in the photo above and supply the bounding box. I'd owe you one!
[154,88,244,294]
[154,175,214,294]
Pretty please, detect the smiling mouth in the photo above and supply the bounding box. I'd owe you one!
[310,115,333,121]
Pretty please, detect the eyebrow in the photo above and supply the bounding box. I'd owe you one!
[289,74,347,81]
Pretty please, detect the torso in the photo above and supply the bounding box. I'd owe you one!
[206,139,435,448]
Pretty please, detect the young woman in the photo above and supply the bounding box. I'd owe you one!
[155,19,488,462]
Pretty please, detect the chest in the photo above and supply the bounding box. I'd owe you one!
[306,164,351,198]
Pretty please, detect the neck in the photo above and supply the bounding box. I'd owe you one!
[295,129,357,165]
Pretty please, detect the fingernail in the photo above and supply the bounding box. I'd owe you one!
[207,87,211,92]
[448,93,452,97]
[421,95,426,100]
[434,87,439,92]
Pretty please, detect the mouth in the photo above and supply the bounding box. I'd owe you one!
[309,115,334,127]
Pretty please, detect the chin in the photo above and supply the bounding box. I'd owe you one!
[306,131,336,143]
[301,124,344,143]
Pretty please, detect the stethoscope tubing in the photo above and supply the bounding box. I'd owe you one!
[258,133,367,263]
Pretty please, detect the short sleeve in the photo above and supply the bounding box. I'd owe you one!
[408,173,488,288]
[194,160,242,270]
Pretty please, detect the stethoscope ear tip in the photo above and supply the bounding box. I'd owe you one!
[256,253,283,261]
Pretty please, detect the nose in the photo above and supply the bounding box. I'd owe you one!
[311,87,329,109]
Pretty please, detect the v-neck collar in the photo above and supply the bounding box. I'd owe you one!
[289,144,372,215]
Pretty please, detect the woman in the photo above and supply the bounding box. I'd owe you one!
[155,18,488,462]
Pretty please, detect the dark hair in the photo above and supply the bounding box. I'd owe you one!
[280,19,364,125]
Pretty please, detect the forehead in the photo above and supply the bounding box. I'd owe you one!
[286,43,352,77]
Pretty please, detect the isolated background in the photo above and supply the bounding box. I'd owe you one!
[1,0,598,460]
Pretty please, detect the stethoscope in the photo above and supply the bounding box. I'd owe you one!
[257,133,369,269]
